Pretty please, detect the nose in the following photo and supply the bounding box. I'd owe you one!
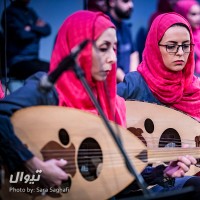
[107,49,117,64]
[176,45,184,56]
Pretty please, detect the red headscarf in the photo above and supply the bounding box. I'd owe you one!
[174,0,200,74]
[174,0,198,19]
[49,11,126,127]
[138,12,200,121]
[0,81,4,99]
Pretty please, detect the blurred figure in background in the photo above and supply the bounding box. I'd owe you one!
[1,0,51,80]
[174,0,200,77]
[148,0,177,28]
[107,0,139,83]
[86,0,108,13]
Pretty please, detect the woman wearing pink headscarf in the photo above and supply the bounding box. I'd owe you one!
[174,0,200,76]
[118,12,200,122]
[0,10,126,189]
[49,10,125,127]
[117,12,200,198]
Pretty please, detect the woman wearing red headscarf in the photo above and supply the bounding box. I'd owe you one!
[118,12,200,122]
[49,10,125,127]
[0,10,126,188]
[174,0,200,77]
[117,12,200,199]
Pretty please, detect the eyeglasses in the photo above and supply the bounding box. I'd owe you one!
[158,44,194,54]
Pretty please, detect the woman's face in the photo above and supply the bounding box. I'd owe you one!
[92,28,117,81]
[159,26,191,72]
[187,4,200,29]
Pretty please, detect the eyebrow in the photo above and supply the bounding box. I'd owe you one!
[166,40,190,44]
[98,41,110,46]
[99,40,117,45]
[165,40,190,44]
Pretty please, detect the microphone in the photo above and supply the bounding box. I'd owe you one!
[39,39,89,92]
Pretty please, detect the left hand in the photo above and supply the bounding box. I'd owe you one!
[164,155,197,178]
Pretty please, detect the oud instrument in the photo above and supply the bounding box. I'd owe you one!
[1,105,200,200]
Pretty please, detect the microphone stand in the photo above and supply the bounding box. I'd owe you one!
[72,61,152,199]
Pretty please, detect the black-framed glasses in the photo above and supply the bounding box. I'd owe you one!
[158,44,194,54]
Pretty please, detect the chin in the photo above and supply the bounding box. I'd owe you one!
[94,76,107,82]
[100,77,107,81]
[171,66,184,72]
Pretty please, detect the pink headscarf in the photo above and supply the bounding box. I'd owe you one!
[0,81,4,99]
[174,0,198,19]
[174,0,200,74]
[49,11,126,127]
[138,12,200,121]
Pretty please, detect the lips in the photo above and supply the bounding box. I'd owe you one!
[174,60,184,65]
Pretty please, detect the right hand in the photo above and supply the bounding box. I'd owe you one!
[25,156,68,187]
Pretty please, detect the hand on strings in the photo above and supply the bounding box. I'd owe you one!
[25,156,68,186]
[164,144,197,178]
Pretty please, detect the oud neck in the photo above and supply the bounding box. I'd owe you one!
[148,148,200,163]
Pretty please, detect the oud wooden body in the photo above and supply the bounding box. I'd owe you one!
[125,100,200,176]
[1,106,145,200]
[2,102,200,200]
